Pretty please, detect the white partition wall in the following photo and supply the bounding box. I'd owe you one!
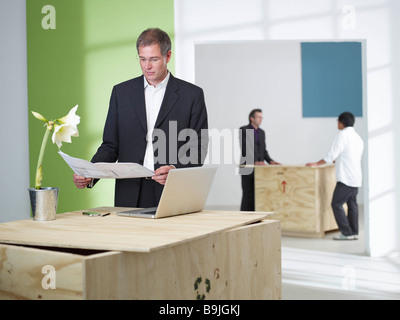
[0,0,30,222]
[175,0,400,257]
[195,40,367,212]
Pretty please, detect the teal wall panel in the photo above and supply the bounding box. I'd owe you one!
[301,42,363,118]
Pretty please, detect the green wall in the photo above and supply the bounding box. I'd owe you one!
[27,0,175,213]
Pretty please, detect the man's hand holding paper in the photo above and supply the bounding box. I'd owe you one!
[59,151,155,179]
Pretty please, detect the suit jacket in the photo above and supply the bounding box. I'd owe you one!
[91,74,208,207]
[239,124,274,174]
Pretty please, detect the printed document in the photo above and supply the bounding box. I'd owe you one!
[58,151,155,179]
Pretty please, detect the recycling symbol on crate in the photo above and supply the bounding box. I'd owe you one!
[194,276,211,300]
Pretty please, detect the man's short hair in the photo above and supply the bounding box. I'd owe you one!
[136,28,172,56]
[338,112,355,127]
[249,109,262,123]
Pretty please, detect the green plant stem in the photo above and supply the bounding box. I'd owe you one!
[35,125,52,189]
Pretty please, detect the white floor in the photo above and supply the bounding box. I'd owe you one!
[209,204,400,300]
[281,214,400,300]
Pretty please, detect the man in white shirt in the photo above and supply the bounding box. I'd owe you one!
[306,112,364,240]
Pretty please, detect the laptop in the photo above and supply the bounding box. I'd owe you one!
[116,166,217,219]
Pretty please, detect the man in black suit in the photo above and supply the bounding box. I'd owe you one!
[239,109,280,211]
[73,28,208,208]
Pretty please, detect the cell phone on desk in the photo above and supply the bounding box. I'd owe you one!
[82,211,110,217]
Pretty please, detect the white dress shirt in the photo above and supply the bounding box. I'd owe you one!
[143,72,170,171]
[323,127,364,187]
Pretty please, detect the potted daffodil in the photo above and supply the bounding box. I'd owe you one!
[29,105,80,221]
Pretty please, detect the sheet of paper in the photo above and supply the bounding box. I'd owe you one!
[58,151,155,179]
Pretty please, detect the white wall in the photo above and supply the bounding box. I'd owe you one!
[0,0,30,222]
[175,0,400,257]
[195,40,366,211]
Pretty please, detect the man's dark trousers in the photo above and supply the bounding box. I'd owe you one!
[331,182,359,236]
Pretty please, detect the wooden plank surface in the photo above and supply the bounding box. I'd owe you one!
[83,220,281,300]
[255,166,318,233]
[0,207,272,253]
[255,165,337,237]
[0,244,83,300]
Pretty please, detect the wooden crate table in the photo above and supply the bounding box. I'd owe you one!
[255,165,338,238]
[0,207,281,300]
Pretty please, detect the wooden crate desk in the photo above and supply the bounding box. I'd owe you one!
[0,207,281,300]
[255,165,339,238]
